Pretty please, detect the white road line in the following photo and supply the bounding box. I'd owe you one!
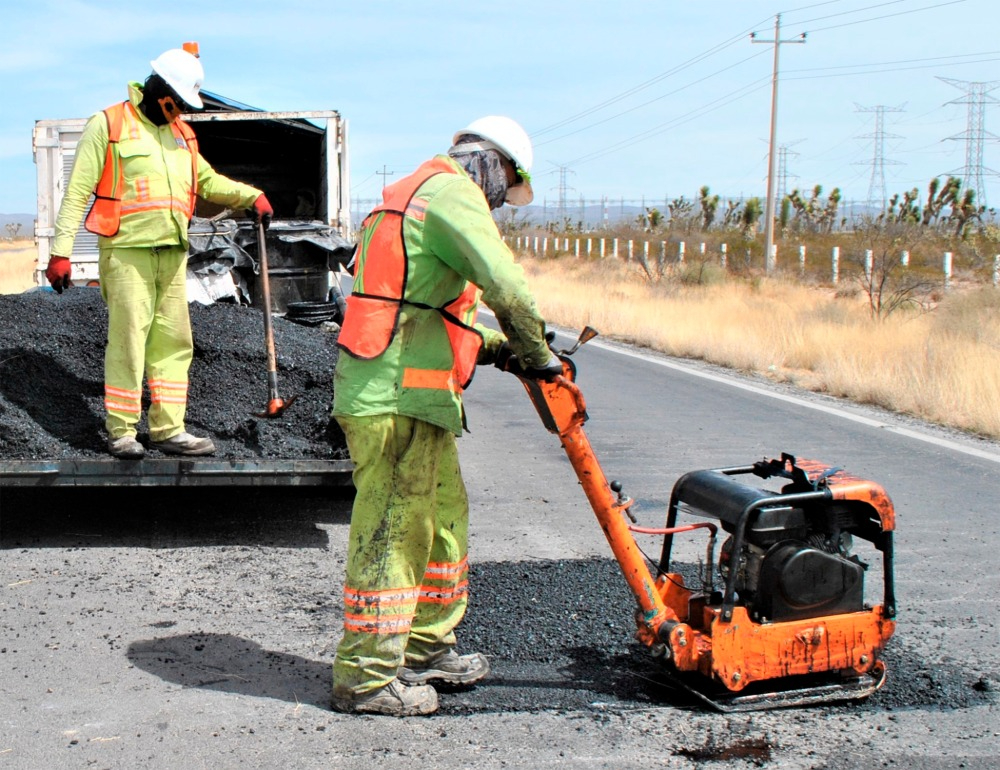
[566,330,1000,465]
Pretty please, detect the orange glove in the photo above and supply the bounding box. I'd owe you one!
[250,194,274,230]
[45,255,72,294]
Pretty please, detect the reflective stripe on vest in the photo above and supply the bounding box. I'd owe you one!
[84,101,199,237]
[338,157,484,390]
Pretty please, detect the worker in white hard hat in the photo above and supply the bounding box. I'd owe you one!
[330,116,561,716]
[45,45,274,460]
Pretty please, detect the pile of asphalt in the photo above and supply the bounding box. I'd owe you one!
[0,288,346,460]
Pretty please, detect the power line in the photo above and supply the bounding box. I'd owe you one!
[800,0,966,34]
[534,48,771,148]
[790,0,914,26]
[786,49,1000,77]
[532,15,774,138]
[566,77,772,167]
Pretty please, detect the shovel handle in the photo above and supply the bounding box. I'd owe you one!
[257,221,279,382]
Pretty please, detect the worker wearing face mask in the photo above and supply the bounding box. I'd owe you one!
[331,116,562,716]
[45,45,273,459]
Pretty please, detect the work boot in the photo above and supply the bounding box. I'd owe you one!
[331,679,438,716]
[107,435,145,460]
[398,649,490,686]
[150,431,216,457]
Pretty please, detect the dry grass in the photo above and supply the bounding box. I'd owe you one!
[519,254,1000,440]
[0,241,37,294]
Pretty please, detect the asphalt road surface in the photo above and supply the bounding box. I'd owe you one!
[2,325,998,769]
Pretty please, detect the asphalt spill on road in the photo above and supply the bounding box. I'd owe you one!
[441,559,996,716]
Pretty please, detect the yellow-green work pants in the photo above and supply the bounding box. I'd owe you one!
[333,414,470,696]
[99,245,192,442]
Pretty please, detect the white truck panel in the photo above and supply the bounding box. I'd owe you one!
[33,105,351,289]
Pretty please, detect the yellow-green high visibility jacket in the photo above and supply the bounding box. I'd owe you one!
[333,155,550,436]
[52,82,262,256]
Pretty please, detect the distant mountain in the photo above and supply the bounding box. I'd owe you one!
[0,214,35,237]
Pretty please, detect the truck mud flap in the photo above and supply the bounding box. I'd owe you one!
[0,458,354,487]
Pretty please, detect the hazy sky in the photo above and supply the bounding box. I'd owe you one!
[3,0,999,215]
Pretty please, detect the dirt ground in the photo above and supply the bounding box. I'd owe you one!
[0,242,36,295]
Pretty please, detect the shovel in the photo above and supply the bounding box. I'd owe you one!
[254,220,296,418]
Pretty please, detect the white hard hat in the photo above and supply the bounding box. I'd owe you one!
[150,48,205,109]
[453,116,534,205]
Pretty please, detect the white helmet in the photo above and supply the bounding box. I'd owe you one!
[453,116,534,205]
[150,48,205,109]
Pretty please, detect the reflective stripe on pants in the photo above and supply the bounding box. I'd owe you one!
[333,413,469,695]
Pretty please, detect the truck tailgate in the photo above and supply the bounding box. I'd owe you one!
[0,457,353,487]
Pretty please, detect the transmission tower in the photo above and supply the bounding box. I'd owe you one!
[550,164,576,223]
[776,141,803,202]
[854,104,905,211]
[938,77,1000,208]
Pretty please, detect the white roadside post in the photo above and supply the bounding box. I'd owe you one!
[799,244,806,275]
[721,242,728,268]
[864,249,873,282]
[901,249,909,267]
[943,251,952,291]
[832,246,840,285]
[679,241,685,264]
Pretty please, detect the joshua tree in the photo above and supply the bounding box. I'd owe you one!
[698,185,720,231]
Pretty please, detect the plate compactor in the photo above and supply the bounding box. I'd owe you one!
[506,327,896,712]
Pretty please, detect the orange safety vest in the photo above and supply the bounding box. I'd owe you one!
[84,101,199,237]
[338,157,484,390]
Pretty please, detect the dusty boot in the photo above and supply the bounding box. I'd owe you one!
[107,435,145,459]
[150,431,215,456]
[398,649,490,686]
[331,679,438,716]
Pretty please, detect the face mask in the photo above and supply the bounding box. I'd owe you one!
[448,143,509,210]
[141,75,187,126]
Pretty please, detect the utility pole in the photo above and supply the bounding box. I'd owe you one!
[855,104,905,212]
[752,14,805,273]
[938,77,1000,209]
[376,164,394,190]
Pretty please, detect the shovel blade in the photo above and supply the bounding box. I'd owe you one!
[254,394,298,419]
